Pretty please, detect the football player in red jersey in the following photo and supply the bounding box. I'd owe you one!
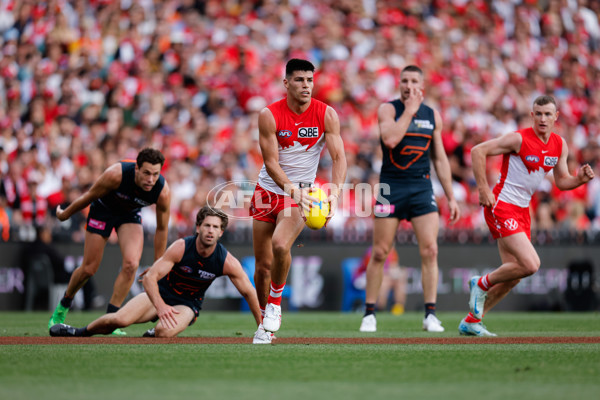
[250,59,347,342]
[459,95,594,336]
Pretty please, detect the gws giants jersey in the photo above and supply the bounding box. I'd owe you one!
[158,236,227,302]
[380,100,435,181]
[494,127,563,207]
[94,161,165,215]
[257,98,327,195]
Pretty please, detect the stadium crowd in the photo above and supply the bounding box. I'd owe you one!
[1,0,600,244]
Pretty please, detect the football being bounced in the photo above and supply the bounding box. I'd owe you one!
[303,188,330,230]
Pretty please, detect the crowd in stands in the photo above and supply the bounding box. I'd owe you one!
[1,0,600,244]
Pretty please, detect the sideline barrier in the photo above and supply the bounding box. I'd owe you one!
[1,242,598,311]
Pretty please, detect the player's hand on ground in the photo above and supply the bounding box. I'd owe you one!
[578,164,595,183]
[478,187,496,208]
[404,87,423,115]
[55,205,68,221]
[447,198,460,225]
[156,305,179,330]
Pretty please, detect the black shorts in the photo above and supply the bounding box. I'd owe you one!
[85,202,142,238]
[374,177,438,220]
[156,284,202,326]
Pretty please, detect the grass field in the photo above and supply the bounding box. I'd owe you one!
[1,311,599,400]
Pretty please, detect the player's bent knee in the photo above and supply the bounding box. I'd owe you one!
[254,261,271,274]
[518,259,540,277]
[371,247,390,263]
[272,242,291,258]
[525,262,540,276]
[121,260,140,274]
[78,265,98,279]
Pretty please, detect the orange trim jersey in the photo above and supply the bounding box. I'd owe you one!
[257,98,328,195]
[380,100,435,181]
[158,236,227,302]
[493,127,563,207]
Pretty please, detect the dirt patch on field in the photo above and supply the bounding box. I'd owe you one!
[1,336,598,345]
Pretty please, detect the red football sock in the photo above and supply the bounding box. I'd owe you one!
[478,274,492,291]
[267,282,286,306]
[465,312,481,323]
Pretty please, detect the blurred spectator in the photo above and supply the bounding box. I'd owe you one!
[0,193,10,241]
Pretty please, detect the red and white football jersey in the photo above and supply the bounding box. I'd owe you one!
[257,98,327,195]
[493,127,563,207]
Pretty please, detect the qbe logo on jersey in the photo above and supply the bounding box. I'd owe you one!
[544,156,558,167]
[298,127,319,138]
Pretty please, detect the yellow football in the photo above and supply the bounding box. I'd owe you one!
[303,188,330,230]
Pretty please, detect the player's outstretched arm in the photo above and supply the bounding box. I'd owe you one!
[56,163,122,221]
[223,253,262,326]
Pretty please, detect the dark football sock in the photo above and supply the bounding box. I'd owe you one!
[364,303,376,317]
[60,294,73,308]
[425,303,436,317]
[106,303,120,314]
[75,326,92,337]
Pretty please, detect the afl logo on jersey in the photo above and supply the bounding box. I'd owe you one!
[525,155,539,163]
[278,130,292,138]
[298,127,319,138]
[180,266,193,273]
[544,156,558,167]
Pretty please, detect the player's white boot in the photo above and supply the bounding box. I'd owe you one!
[422,314,445,332]
[458,318,497,337]
[359,314,377,332]
[263,303,282,332]
[469,276,487,319]
[253,324,274,344]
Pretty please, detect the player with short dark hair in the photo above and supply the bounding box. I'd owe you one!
[50,206,262,338]
[360,65,460,333]
[250,58,347,343]
[460,95,595,336]
[48,147,171,335]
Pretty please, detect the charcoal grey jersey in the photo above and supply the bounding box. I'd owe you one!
[94,161,165,215]
[158,236,227,304]
[375,100,438,220]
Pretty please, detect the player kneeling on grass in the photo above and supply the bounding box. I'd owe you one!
[50,206,263,339]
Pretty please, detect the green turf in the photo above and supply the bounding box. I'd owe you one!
[1,311,599,400]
